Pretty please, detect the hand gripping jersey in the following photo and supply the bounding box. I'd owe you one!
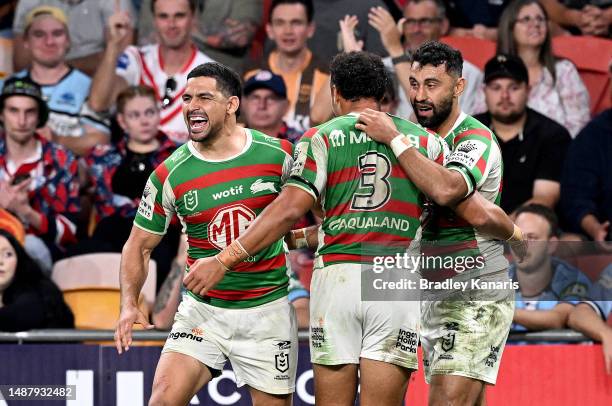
[134,129,294,309]
[421,112,508,279]
[286,113,446,265]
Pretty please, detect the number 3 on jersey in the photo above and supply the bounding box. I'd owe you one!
[351,151,392,211]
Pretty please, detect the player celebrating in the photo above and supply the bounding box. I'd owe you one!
[114,62,298,406]
[186,52,523,406]
[357,41,517,405]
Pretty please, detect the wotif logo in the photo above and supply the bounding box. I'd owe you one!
[212,185,244,200]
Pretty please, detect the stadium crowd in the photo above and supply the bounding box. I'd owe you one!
[0,0,611,377]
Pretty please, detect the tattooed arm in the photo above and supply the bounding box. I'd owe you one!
[152,259,184,330]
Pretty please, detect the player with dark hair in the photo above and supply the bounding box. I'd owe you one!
[188,52,523,406]
[114,62,299,406]
[358,41,519,405]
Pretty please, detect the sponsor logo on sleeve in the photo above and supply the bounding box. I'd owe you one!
[290,142,308,176]
[137,180,157,220]
[447,139,487,169]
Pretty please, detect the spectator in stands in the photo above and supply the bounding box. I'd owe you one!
[137,0,263,74]
[84,86,179,290]
[560,60,612,245]
[0,229,74,332]
[475,54,571,214]
[368,1,485,119]
[540,0,611,36]
[493,0,591,137]
[88,0,214,144]
[244,0,329,132]
[309,0,389,62]
[568,263,612,374]
[444,0,510,40]
[2,6,109,157]
[0,78,80,262]
[12,0,136,77]
[510,204,592,331]
[241,70,302,142]
[0,1,17,39]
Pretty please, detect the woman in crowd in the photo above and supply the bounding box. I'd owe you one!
[496,0,590,137]
[0,228,74,331]
[85,85,179,289]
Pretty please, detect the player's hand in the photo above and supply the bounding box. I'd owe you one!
[356,108,400,144]
[183,256,227,297]
[107,0,133,50]
[114,303,154,354]
[368,7,404,57]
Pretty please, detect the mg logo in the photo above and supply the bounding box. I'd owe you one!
[207,204,256,249]
[184,190,199,212]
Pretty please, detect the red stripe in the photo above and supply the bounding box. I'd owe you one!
[326,199,421,219]
[328,166,358,186]
[187,237,216,250]
[233,254,285,272]
[323,231,412,246]
[140,53,161,100]
[160,103,183,125]
[153,202,165,216]
[301,128,318,141]
[476,155,487,175]
[322,133,329,149]
[182,194,276,224]
[322,253,377,264]
[206,285,279,300]
[173,164,282,200]
[419,136,428,149]
[454,128,492,143]
[154,163,170,185]
[304,158,317,173]
[420,240,479,255]
[280,139,293,155]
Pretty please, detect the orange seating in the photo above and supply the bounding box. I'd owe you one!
[552,36,612,116]
[440,36,496,70]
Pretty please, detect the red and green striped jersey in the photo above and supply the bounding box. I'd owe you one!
[422,112,508,279]
[134,129,294,309]
[286,113,446,266]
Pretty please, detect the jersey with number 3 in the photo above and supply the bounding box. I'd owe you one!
[133,129,294,309]
[286,113,446,266]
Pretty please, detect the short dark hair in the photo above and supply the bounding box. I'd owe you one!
[330,52,390,102]
[151,0,197,14]
[269,0,314,22]
[187,62,242,100]
[411,41,463,77]
[515,204,559,237]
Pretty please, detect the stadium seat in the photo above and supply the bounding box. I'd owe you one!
[440,36,496,70]
[62,287,147,330]
[573,254,612,282]
[51,253,157,307]
[552,36,612,116]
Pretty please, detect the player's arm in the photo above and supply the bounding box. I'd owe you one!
[115,226,158,353]
[513,303,574,331]
[285,224,320,250]
[568,303,612,374]
[356,109,468,206]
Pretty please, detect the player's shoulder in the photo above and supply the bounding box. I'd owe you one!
[459,114,494,136]
[389,114,430,136]
[248,128,293,156]
[160,143,192,174]
[316,114,358,134]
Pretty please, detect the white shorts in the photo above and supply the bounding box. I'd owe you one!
[309,263,420,369]
[162,294,298,395]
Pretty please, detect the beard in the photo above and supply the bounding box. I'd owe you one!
[412,94,454,130]
[491,108,526,125]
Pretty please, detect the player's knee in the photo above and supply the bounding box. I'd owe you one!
[148,378,174,406]
[429,384,477,406]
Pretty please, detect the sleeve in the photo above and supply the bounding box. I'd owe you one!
[560,126,600,232]
[445,128,496,196]
[583,265,612,320]
[280,141,295,185]
[557,271,592,304]
[556,60,591,137]
[535,126,571,182]
[80,102,111,135]
[133,164,175,235]
[284,128,328,200]
[115,46,141,85]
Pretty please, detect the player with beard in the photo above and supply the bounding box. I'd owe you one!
[184,52,524,406]
[114,62,299,406]
[357,41,519,405]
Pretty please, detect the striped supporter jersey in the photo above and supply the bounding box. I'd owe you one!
[134,129,294,309]
[286,113,446,266]
[421,112,508,280]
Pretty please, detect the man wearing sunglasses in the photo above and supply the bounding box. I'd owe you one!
[89,0,214,144]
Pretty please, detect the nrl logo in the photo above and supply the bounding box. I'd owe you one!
[275,352,289,373]
[184,190,199,212]
[250,179,277,194]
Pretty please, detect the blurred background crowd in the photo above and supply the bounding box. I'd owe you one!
[0,0,611,370]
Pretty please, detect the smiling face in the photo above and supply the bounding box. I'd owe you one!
[408,62,462,130]
[181,76,238,143]
[25,14,70,68]
[153,0,194,50]
[0,236,17,295]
